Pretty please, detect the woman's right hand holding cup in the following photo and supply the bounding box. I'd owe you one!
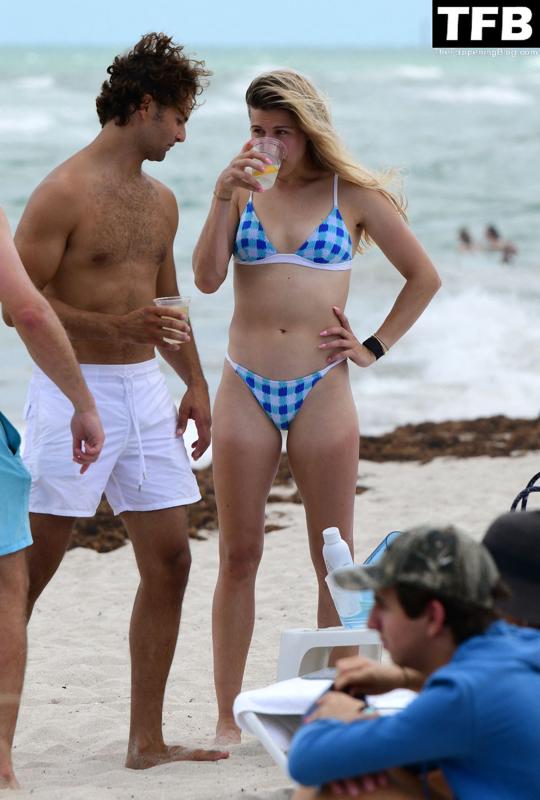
[214,141,272,199]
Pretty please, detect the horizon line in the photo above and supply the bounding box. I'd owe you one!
[0,41,430,50]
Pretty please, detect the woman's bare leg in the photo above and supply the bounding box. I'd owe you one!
[287,363,359,636]
[212,366,282,743]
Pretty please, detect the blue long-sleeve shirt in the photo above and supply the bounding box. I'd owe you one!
[288,622,540,799]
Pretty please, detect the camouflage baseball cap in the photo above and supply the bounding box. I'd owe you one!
[333,526,502,610]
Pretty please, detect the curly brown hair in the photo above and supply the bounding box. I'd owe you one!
[96,32,211,127]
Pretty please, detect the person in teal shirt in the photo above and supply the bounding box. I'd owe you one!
[0,415,32,558]
[0,208,104,789]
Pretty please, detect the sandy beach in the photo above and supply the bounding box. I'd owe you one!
[11,419,540,799]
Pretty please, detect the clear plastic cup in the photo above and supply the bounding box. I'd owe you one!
[325,574,374,629]
[153,295,190,345]
[250,137,287,190]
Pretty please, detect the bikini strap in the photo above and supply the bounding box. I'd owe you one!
[225,353,239,371]
[333,174,339,207]
[240,192,253,217]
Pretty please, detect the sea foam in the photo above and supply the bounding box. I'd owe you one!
[421,85,533,106]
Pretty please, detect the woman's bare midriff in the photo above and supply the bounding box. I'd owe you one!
[228,261,351,379]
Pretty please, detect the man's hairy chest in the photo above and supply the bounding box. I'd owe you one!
[68,179,171,269]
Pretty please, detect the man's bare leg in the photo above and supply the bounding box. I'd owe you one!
[292,787,415,799]
[0,550,29,789]
[26,513,75,617]
[122,507,228,769]
[291,769,451,799]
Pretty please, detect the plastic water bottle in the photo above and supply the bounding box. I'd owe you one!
[322,527,373,629]
[322,527,354,572]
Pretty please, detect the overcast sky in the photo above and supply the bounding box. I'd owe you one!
[1,0,431,47]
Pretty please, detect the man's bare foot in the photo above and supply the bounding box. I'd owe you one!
[125,743,229,770]
[215,720,242,746]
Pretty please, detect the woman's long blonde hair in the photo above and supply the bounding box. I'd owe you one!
[245,69,407,251]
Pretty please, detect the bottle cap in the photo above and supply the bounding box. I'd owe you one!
[322,527,341,545]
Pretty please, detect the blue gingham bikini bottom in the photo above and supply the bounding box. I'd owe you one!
[225,353,343,431]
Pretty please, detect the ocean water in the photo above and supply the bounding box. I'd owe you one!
[1,46,539,434]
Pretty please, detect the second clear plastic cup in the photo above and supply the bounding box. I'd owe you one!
[250,137,286,190]
[153,295,190,345]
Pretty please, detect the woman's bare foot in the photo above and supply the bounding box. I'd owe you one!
[0,763,21,790]
[0,741,20,789]
[125,743,229,770]
[215,719,242,746]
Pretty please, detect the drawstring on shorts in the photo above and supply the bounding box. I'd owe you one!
[122,374,147,490]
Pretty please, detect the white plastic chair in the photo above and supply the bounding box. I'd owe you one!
[276,532,401,681]
[235,531,403,771]
[276,625,381,681]
[234,676,416,776]
[234,676,332,776]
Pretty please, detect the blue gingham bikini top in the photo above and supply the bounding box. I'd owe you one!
[233,174,353,271]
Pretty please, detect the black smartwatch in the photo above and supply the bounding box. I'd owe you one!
[362,335,386,360]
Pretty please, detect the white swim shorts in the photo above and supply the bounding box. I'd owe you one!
[23,359,201,517]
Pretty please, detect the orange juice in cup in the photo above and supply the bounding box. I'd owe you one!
[251,137,286,190]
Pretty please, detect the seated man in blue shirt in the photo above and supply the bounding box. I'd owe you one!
[331,511,540,704]
[288,527,540,800]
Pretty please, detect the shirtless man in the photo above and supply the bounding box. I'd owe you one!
[6,33,227,769]
[0,209,104,788]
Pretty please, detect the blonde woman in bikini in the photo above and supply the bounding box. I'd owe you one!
[193,70,441,743]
